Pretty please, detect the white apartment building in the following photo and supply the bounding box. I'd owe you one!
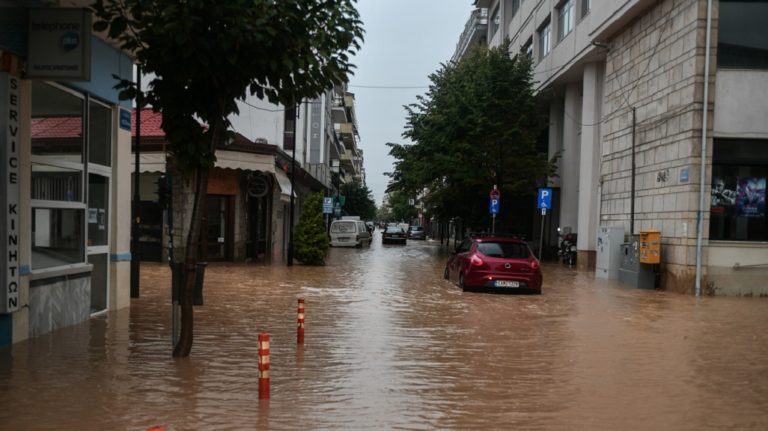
[469,0,768,295]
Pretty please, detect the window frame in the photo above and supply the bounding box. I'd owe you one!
[538,18,552,60]
[558,0,575,42]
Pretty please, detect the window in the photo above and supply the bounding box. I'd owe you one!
[538,18,551,59]
[581,0,591,18]
[490,4,501,36]
[509,0,521,20]
[283,104,296,150]
[717,0,768,69]
[710,139,768,241]
[558,0,574,41]
[31,82,113,271]
[522,37,533,59]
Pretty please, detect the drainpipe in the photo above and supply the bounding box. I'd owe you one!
[695,0,714,297]
[131,67,142,298]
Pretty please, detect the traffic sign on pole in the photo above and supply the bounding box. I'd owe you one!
[538,187,552,209]
[490,185,500,200]
[489,198,500,214]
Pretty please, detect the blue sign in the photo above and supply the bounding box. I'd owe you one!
[322,197,333,214]
[119,109,132,131]
[489,198,500,214]
[680,167,689,183]
[538,188,552,209]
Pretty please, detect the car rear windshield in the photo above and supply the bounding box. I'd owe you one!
[477,242,530,259]
[331,221,357,233]
[385,227,404,233]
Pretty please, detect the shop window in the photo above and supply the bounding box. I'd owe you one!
[87,174,109,247]
[718,0,768,69]
[710,139,768,241]
[31,81,113,271]
[32,208,84,269]
[88,100,112,167]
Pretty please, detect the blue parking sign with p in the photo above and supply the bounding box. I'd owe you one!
[489,198,500,214]
[538,188,552,209]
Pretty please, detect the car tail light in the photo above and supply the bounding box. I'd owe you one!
[470,254,484,267]
[530,259,540,270]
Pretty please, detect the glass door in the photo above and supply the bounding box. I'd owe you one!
[205,195,232,260]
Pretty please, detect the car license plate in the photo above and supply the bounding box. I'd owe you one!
[495,280,520,288]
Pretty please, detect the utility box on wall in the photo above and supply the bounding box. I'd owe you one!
[639,229,661,264]
[596,226,624,279]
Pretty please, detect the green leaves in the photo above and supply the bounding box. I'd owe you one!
[294,192,329,266]
[339,179,376,221]
[388,40,553,230]
[90,0,365,172]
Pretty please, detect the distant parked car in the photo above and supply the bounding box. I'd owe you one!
[407,225,425,240]
[444,234,542,294]
[382,226,407,245]
[329,220,372,248]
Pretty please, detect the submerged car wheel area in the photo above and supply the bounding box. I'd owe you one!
[444,234,542,294]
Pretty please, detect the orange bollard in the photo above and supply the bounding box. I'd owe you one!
[258,332,270,400]
[297,298,305,344]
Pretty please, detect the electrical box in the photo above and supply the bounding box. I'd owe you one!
[639,229,661,264]
[596,226,624,279]
[619,237,656,289]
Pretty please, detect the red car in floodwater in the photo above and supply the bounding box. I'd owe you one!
[444,234,542,294]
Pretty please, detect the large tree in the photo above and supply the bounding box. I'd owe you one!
[340,179,376,220]
[92,0,363,357]
[387,40,555,232]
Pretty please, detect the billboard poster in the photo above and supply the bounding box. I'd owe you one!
[735,177,765,218]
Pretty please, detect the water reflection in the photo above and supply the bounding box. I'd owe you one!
[1,233,768,430]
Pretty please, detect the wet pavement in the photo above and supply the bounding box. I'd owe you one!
[2,231,768,430]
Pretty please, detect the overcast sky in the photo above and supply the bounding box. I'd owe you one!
[349,1,475,205]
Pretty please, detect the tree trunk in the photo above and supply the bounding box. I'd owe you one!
[172,166,209,357]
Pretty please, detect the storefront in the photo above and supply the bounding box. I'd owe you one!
[1,6,134,345]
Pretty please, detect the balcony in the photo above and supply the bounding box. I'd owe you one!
[452,8,488,63]
[336,122,356,150]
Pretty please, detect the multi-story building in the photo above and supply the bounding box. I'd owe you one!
[467,0,768,295]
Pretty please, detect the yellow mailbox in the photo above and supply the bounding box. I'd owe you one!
[639,229,661,264]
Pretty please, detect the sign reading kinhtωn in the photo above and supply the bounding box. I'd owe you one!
[1,73,20,313]
[27,8,92,81]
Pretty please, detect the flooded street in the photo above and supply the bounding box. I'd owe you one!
[2,232,768,430]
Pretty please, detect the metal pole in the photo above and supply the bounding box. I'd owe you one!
[492,214,495,234]
[630,107,636,237]
[287,102,297,266]
[695,0,714,297]
[539,208,546,261]
[130,67,142,298]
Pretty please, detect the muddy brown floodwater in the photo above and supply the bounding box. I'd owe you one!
[2,232,768,430]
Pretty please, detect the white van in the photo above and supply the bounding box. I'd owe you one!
[329,219,372,248]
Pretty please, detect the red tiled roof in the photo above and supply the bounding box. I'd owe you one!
[31,116,82,139]
[132,108,165,137]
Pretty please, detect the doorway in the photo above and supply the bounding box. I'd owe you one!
[204,195,233,261]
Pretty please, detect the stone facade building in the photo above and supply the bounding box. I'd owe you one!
[466,0,768,295]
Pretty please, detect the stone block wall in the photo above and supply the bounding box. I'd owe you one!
[600,0,713,293]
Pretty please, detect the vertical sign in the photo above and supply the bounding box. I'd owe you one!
[1,73,20,313]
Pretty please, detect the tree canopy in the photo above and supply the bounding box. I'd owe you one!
[92,0,364,357]
[340,179,376,220]
[386,40,555,231]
